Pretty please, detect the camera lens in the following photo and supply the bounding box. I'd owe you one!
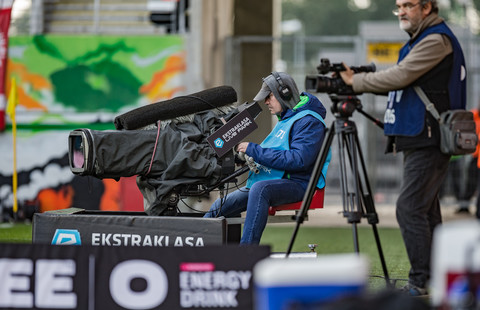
[72,136,85,168]
[68,130,91,175]
[305,75,319,92]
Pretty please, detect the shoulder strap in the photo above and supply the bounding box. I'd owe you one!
[414,86,442,122]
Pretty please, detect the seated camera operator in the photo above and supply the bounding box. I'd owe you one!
[204,72,329,245]
[339,0,466,296]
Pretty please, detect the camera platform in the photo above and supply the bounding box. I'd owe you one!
[33,208,241,246]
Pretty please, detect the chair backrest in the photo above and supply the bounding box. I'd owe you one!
[268,187,325,216]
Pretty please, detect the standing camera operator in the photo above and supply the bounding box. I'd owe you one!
[340,0,466,296]
[204,72,329,245]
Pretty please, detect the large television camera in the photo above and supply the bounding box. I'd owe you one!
[68,86,261,216]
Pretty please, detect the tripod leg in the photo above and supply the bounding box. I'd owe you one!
[338,119,391,287]
[350,128,391,286]
[286,122,336,256]
[351,222,359,253]
[371,224,392,287]
[350,122,392,287]
[337,121,363,251]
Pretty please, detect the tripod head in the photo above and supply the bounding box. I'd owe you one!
[330,94,384,129]
[330,95,361,118]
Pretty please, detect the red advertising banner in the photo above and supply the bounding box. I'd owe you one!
[0,2,13,131]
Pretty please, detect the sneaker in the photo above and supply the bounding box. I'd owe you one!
[400,283,428,296]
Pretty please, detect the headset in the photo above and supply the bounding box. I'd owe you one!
[271,71,292,101]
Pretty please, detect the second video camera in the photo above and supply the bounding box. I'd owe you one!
[305,58,375,95]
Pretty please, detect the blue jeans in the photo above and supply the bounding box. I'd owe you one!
[204,179,305,244]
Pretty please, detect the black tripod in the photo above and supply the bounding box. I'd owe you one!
[286,95,391,287]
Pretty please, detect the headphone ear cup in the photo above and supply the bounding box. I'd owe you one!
[272,71,292,101]
[278,84,292,100]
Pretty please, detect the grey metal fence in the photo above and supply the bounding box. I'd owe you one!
[225,26,480,204]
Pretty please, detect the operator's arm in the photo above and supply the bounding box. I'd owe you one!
[245,116,325,171]
[352,33,452,93]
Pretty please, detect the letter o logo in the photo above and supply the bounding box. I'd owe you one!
[110,260,168,309]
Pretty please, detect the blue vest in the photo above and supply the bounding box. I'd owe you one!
[246,110,330,189]
[384,22,466,136]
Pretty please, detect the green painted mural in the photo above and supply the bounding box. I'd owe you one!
[7,35,185,120]
[0,35,186,216]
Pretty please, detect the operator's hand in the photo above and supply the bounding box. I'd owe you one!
[237,142,249,153]
[339,62,354,86]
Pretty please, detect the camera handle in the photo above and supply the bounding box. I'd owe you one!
[355,105,384,130]
[285,109,391,288]
[331,94,384,130]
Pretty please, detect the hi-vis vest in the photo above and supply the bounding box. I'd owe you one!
[384,22,466,136]
[246,110,330,189]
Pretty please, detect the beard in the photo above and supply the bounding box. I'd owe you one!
[399,16,421,33]
[399,19,411,31]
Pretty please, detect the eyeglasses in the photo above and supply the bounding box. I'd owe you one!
[392,2,421,16]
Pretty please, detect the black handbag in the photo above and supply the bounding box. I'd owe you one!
[414,86,478,155]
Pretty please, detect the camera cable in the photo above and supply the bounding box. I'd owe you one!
[145,120,161,176]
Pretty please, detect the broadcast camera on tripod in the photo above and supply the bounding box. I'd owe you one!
[287,58,391,286]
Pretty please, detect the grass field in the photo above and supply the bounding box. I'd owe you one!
[261,225,410,290]
[0,221,409,291]
[0,222,32,243]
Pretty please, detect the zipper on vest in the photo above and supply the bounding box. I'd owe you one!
[428,125,432,138]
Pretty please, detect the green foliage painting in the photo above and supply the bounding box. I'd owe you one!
[7,35,185,120]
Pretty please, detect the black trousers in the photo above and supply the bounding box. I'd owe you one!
[396,147,451,288]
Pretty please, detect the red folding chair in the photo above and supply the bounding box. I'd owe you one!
[268,187,325,216]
